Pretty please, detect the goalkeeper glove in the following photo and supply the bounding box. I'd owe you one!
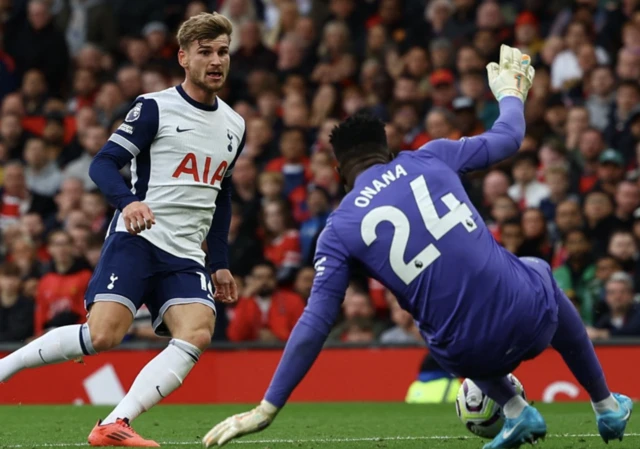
[486,44,535,102]
[202,399,279,447]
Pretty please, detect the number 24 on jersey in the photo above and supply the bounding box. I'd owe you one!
[361,175,477,285]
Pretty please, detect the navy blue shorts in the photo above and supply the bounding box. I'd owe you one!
[426,257,559,379]
[85,232,216,336]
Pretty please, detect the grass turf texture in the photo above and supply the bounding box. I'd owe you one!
[0,403,637,449]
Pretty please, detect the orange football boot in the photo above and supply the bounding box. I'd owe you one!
[88,418,160,447]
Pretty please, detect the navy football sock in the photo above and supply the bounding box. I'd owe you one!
[550,290,610,402]
[473,376,517,408]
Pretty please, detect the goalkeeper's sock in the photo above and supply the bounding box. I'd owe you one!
[503,395,529,419]
[473,376,518,408]
[102,339,200,424]
[0,324,96,382]
[592,395,620,414]
[550,291,611,402]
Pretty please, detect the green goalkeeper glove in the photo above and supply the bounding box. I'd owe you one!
[486,44,535,102]
[202,400,279,447]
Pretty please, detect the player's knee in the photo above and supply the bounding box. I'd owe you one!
[90,330,124,352]
[176,328,213,352]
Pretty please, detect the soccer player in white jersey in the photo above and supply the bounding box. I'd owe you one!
[0,12,244,446]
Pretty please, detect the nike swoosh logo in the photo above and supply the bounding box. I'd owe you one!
[156,385,166,398]
[503,421,522,439]
[176,126,194,133]
[622,408,631,421]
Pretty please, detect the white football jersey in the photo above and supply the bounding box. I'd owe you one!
[106,85,245,266]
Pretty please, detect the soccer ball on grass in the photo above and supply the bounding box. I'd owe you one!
[454,374,527,439]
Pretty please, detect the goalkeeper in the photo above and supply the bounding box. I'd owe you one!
[203,46,632,449]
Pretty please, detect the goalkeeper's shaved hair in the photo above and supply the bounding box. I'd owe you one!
[329,112,394,192]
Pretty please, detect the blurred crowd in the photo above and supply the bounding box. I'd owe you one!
[0,0,640,347]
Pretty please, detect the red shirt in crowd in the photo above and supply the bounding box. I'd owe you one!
[35,265,91,335]
[227,290,305,342]
[264,230,301,269]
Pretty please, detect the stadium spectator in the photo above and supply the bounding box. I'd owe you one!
[553,228,598,325]
[7,234,45,298]
[62,124,107,190]
[453,96,483,137]
[227,261,304,342]
[5,0,69,96]
[299,184,331,265]
[0,262,34,342]
[80,191,107,235]
[328,289,386,342]
[508,152,550,209]
[607,230,638,274]
[55,0,117,56]
[613,180,640,230]
[592,256,624,321]
[265,127,310,197]
[232,20,277,79]
[23,137,62,197]
[34,229,91,335]
[588,272,640,338]
[539,165,574,222]
[605,81,640,151]
[292,266,314,304]
[19,212,48,262]
[520,208,552,261]
[227,201,262,278]
[380,292,422,344]
[593,149,626,197]
[261,198,301,283]
[575,128,605,194]
[0,161,55,229]
[44,177,83,233]
[583,191,616,255]
[551,20,609,91]
[479,170,510,219]
[585,65,616,132]
[83,232,103,269]
[1,113,29,161]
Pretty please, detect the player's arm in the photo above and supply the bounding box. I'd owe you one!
[202,222,351,447]
[207,130,246,303]
[88,97,158,235]
[418,45,535,174]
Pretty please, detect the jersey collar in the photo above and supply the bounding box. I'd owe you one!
[175,84,219,111]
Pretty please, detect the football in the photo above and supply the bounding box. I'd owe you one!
[454,374,527,439]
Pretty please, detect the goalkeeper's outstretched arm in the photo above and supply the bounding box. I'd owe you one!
[202,223,351,447]
[418,45,535,174]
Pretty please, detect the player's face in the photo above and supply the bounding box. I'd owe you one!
[182,36,230,94]
[0,274,20,294]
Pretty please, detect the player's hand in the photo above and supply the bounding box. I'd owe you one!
[202,400,279,447]
[122,201,155,235]
[212,269,237,303]
[486,44,535,103]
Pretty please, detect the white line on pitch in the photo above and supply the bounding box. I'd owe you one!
[2,433,638,447]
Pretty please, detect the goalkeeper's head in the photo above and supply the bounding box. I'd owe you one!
[329,112,393,191]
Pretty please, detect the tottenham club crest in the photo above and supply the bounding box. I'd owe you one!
[125,102,143,122]
[227,129,234,152]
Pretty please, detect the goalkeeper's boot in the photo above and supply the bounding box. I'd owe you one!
[596,393,633,443]
[88,418,160,447]
[483,406,546,449]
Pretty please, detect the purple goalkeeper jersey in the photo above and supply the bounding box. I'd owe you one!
[263,97,558,407]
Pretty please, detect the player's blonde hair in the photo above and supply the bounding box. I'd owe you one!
[177,12,233,50]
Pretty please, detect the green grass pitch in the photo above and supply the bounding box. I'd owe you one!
[0,403,636,448]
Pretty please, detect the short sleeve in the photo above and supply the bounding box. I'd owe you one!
[109,97,159,157]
